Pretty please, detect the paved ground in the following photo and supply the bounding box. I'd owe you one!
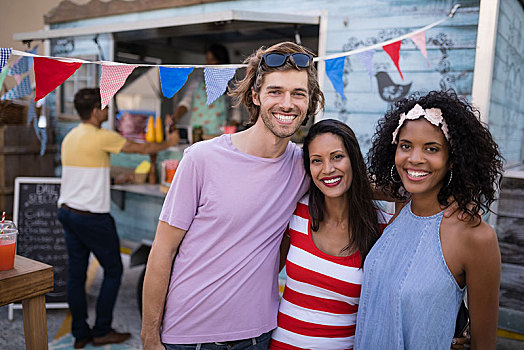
[1,253,523,349]
[0,254,143,349]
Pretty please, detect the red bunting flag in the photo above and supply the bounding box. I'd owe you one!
[382,41,403,80]
[34,57,82,101]
[100,64,137,109]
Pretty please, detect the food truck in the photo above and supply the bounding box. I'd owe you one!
[10,0,524,334]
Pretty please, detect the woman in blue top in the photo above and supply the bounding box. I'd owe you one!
[355,90,503,349]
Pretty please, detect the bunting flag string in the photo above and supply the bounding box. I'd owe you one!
[320,4,459,62]
[1,4,459,103]
[7,5,459,67]
[100,64,138,109]
[204,67,237,105]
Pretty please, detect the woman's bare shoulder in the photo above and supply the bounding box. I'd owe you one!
[443,214,498,251]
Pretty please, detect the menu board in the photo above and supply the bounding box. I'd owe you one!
[13,177,67,303]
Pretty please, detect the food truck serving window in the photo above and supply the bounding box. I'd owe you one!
[14,9,326,131]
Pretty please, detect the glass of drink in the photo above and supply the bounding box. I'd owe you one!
[0,228,17,271]
[2,220,16,229]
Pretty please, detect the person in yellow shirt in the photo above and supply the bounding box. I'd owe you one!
[57,88,178,348]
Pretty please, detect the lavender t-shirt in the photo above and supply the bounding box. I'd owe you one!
[159,134,308,344]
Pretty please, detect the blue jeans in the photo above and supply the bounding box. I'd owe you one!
[58,207,123,339]
[163,330,272,350]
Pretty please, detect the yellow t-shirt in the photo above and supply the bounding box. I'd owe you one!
[58,123,126,213]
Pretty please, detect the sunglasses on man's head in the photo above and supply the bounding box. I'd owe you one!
[259,52,313,69]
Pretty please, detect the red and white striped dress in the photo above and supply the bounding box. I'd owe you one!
[270,195,390,350]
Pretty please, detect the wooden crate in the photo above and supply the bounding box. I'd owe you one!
[0,125,57,218]
[0,101,27,125]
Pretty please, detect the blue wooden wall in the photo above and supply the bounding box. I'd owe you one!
[315,0,480,154]
[490,0,524,165]
[50,0,483,158]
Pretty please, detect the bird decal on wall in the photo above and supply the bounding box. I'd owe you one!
[375,71,412,102]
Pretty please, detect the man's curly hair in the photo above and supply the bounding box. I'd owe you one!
[367,90,504,219]
[229,41,324,126]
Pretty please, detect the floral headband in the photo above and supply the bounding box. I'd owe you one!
[391,104,450,144]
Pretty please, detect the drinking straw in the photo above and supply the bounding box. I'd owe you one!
[1,211,4,234]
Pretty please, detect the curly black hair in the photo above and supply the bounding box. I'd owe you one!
[367,90,504,219]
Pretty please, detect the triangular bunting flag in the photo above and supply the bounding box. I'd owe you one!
[34,57,82,101]
[357,49,375,84]
[33,117,48,156]
[36,125,48,156]
[0,48,12,72]
[100,64,137,109]
[325,57,346,100]
[14,74,22,85]
[204,67,237,105]
[382,41,403,80]
[1,74,32,100]
[0,63,10,90]
[410,31,430,67]
[10,46,37,76]
[159,67,194,98]
[27,98,37,126]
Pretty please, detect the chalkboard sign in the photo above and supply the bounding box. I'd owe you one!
[13,177,67,303]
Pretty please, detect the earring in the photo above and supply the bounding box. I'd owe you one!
[390,164,401,183]
[446,169,453,187]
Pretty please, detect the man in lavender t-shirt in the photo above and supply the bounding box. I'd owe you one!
[141,42,324,350]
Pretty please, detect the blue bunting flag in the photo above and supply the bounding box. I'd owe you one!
[325,57,346,100]
[159,66,194,98]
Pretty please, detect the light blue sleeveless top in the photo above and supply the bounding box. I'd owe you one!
[354,202,465,349]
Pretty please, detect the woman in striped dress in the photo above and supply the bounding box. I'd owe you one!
[270,119,386,350]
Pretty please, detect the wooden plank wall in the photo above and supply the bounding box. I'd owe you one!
[490,0,524,165]
[497,175,524,332]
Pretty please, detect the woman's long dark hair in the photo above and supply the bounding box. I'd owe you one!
[303,119,381,266]
[367,90,504,220]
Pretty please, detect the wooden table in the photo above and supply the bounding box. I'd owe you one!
[0,255,54,350]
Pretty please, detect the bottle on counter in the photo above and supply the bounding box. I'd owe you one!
[155,116,163,143]
[145,116,155,143]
